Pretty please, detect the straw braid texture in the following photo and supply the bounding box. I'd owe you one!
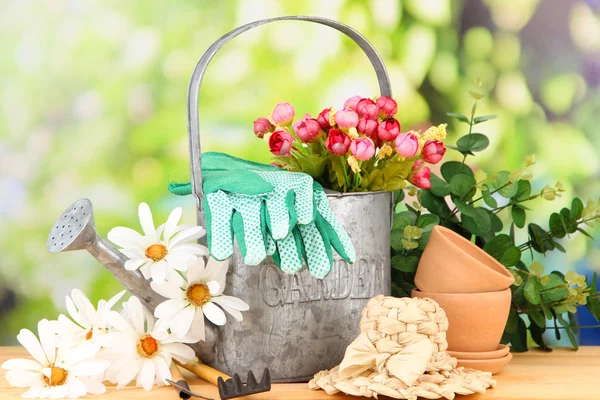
[308,295,496,400]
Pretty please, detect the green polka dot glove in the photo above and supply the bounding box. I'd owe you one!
[168,152,355,278]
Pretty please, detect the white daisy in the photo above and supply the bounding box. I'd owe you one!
[2,319,108,399]
[151,257,249,341]
[56,289,126,346]
[107,202,207,285]
[103,296,195,391]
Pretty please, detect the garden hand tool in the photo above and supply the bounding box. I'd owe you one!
[175,358,271,400]
[167,361,213,400]
[169,152,355,278]
[47,198,166,311]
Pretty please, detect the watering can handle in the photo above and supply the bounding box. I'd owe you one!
[187,15,392,211]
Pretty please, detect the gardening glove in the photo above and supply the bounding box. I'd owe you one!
[268,186,356,279]
[168,152,355,277]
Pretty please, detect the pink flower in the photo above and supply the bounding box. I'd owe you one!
[269,129,294,156]
[253,117,274,138]
[394,132,419,157]
[293,117,321,142]
[317,108,332,131]
[335,109,359,130]
[325,129,351,156]
[357,117,378,138]
[350,138,376,161]
[356,98,379,120]
[376,96,398,119]
[421,140,446,164]
[271,102,295,125]
[378,118,401,141]
[343,95,362,111]
[409,161,431,189]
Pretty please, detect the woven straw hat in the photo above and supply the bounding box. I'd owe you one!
[309,295,496,400]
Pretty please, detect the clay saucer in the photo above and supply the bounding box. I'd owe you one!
[448,344,510,360]
[455,352,513,375]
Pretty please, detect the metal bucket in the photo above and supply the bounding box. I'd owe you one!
[185,16,392,382]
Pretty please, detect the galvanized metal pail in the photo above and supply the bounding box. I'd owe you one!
[186,16,392,382]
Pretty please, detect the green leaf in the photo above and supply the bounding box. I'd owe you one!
[578,228,594,240]
[482,187,498,208]
[390,229,405,251]
[456,133,490,153]
[571,198,584,220]
[473,114,497,124]
[502,246,522,267]
[484,234,514,262]
[494,171,519,198]
[429,173,451,197]
[462,208,492,236]
[524,277,541,305]
[549,213,566,239]
[556,314,579,350]
[383,161,414,191]
[528,223,554,253]
[416,214,440,231]
[391,254,420,272]
[441,161,474,182]
[505,308,519,333]
[529,322,552,351]
[541,274,569,303]
[393,211,417,230]
[540,300,553,320]
[487,210,504,233]
[514,180,532,201]
[512,206,526,228]
[560,208,578,234]
[453,198,477,217]
[394,190,405,212]
[586,272,600,320]
[420,190,453,219]
[509,315,529,352]
[528,310,546,328]
[450,174,476,198]
[446,112,470,124]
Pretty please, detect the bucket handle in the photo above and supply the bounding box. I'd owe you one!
[187,15,392,211]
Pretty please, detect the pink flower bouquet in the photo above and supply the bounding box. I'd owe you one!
[254,96,448,192]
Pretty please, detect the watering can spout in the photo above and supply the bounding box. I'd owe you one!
[47,199,223,367]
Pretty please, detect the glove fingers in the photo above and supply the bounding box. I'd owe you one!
[261,207,277,257]
[293,174,315,224]
[274,229,304,274]
[265,191,292,240]
[205,192,234,261]
[314,190,356,263]
[231,196,266,266]
[298,222,333,279]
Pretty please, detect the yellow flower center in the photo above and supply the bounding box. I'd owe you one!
[85,328,93,341]
[43,365,68,386]
[145,244,168,262]
[186,283,211,307]
[137,334,159,358]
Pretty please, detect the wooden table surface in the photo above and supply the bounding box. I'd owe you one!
[1,346,599,399]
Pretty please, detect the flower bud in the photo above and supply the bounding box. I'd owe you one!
[395,132,419,158]
[293,117,321,142]
[317,108,332,131]
[409,162,431,189]
[378,118,401,142]
[343,95,362,111]
[356,98,380,120]
[271,102,295,125]
[325,129,351,156]
[253,118,274,138]
[350,137,376,161]
[357,117,378,138]
[268,129,294,156]
[335,109,359,130]
[376,96,397,119]
[421,140,446,164]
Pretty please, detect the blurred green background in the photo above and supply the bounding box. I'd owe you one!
[1,0,599,345]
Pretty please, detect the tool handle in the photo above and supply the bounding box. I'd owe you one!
[176,359,231,386]
[186,15,392,214]
[169,362,192,399]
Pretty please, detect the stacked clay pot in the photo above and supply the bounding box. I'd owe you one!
[411,225,515,374]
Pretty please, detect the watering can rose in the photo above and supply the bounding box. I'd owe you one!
[253,95,447,192]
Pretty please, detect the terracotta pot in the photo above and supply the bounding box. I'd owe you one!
[448,344,510,360]
[454,352,513,375]
[412,288,511,352]
[414,225,515,294]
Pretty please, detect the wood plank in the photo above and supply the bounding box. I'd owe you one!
[1,346,599,399]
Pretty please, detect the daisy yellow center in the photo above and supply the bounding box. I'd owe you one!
[187,283,211,307]
[145,244,168,262]
[85,328,93,341]
[137,334,159,358]
[43,365,68,386]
